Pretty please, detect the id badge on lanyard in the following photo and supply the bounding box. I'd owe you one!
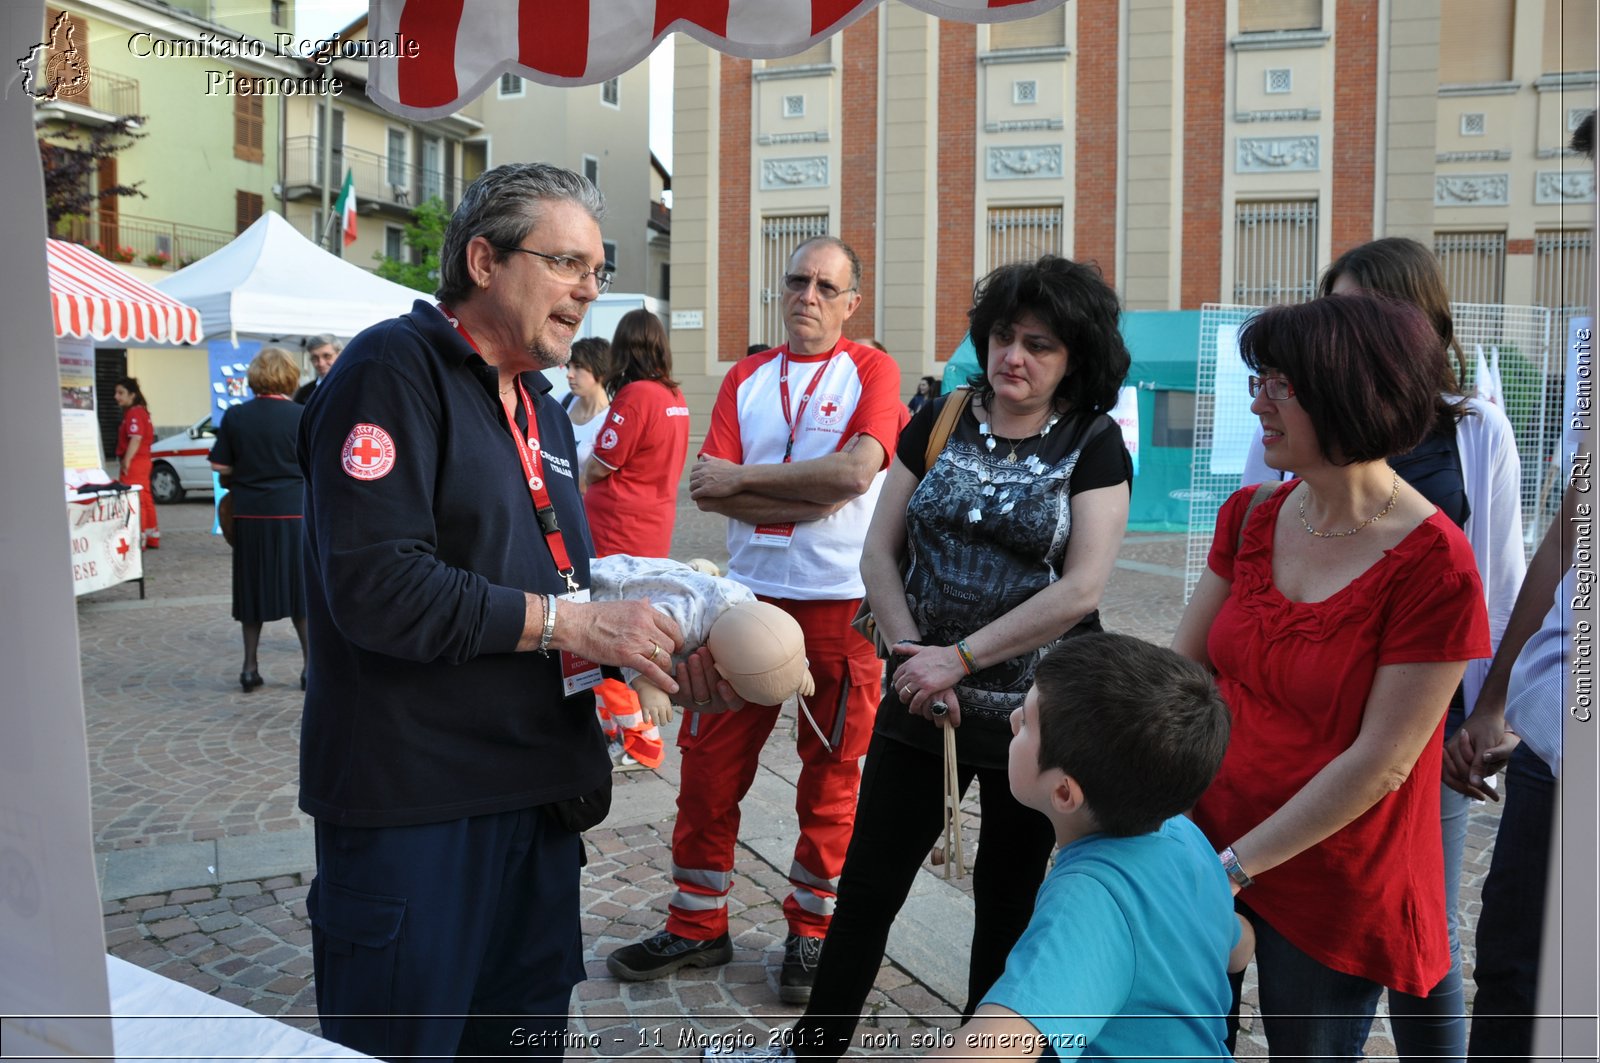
[449,302,603,699]
[756,349,838,549]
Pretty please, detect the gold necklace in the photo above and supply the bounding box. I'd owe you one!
[1299,474,1400,538]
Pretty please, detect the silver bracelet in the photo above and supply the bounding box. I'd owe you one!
[537,593,558,655]
[1219,846,1253,890]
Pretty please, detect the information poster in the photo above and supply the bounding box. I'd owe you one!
[57,337,103,474]
[1110,385,1140,477]
[1208,322,1254,476]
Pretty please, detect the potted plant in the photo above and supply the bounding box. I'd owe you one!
[142,250,171,268]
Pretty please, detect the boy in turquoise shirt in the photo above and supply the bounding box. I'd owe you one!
[930,633,1237,1060]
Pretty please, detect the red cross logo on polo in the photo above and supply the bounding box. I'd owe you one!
[813,395,845,427]
[341,423,398,481]
[599,428,619,451]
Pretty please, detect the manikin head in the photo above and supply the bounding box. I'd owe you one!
[704,601,815,705]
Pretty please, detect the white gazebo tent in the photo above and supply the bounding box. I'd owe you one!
[156,210,422,343]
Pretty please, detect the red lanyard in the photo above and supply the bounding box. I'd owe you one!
[440,305,579,591]
[778,345,839,463]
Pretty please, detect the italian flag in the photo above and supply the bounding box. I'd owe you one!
[334,169,357,247]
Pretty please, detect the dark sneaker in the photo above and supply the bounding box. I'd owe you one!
[606,930,732,981]
[779,933,824,1004]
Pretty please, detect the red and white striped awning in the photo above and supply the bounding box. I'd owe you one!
[47,239,203,345]
[368,0,1064,119]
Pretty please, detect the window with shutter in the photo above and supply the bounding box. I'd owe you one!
[1439,0,1514,83]
[234,93,264,163]
[989,11,1066,50]
[1238,0,1321,33]
[236,190,263,234]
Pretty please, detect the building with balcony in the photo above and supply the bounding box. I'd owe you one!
[276,14,482,272]
[666,0,1595,425]
[470,59,662,300]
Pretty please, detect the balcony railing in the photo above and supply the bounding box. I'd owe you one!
[284,135,461,211]
[36,66,140,124]
[649,200,670,233]
[58,210,235,269]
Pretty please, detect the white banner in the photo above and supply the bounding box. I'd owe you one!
[1111,385,1140,476]
[68,490,142,596]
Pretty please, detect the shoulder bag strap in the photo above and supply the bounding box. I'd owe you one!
[923,387,973,473]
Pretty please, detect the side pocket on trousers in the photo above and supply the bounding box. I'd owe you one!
[307,877,406,1044]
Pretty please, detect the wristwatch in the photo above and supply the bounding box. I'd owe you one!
[1219,846,1254,890]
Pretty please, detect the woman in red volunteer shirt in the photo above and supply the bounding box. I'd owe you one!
[582,309,690,557]
[113,376,160,549]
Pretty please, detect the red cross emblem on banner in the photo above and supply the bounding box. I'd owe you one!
[116,537,131,559]
[341,423,398,481]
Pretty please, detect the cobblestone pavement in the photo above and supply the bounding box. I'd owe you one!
[80,490,1505,1058]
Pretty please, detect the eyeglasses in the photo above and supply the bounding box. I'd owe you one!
[1247,375,1296,401]
[494,246,613,294]
[782,273,857,301]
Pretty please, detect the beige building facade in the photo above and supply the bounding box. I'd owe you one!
[668,0,1597,428]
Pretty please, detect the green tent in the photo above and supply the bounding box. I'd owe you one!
[941,310,1200,531]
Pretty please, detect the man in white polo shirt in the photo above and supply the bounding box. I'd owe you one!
[605,236,903,1003]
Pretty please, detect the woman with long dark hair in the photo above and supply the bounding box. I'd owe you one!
[582,309,690,557]
[113,376,160,549]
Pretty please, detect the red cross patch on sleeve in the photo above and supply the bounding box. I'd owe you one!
[341,423,397,481]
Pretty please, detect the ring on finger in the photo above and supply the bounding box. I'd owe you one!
[692,696,713,707]
[901,684,914,699]
[647,643,663,662]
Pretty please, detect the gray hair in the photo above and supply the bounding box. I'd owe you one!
[790,235,862,292]
[304,334,342,352]
[436,163,606,304]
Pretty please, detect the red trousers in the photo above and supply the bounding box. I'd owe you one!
[667,597,881,940]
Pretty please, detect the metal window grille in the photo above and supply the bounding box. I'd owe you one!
[601,78,619,106]
[758,213,830,347]
[1265,69,1292,94]
[783,93,805,118]
[1460,112,1486,136]
[1013,79,1038,104]
[1433,232,1506,304]
[1183,301,1567,600]
[987,206,1063,272]
[1533,229,1594,312]
[498,73,523,96]
[1232,200,1319,306]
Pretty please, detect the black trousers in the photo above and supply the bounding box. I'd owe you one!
[790,730,1056,1061]
[309,806,586,1061]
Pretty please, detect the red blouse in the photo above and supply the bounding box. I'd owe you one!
[1193,483,1491,996]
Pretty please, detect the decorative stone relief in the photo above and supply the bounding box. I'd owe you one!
[760,155,829,190]
[1234,108,1321,123]
[984,118,1065,133]
[757,131,829,146]
[1434,174,1509,206]
[1535,171,1596,204]
[1437,150,1511,163]
[985,145,1063,181]
[1235,136,1319,172]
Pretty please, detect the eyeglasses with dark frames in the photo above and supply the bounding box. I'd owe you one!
[494,245,614,294]
[782,273,857,301]
[1247,375,1295,401]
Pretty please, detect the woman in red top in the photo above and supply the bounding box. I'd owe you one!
[582,309,690,557]
[1172,294,1491,1061]
[113,376,159,549]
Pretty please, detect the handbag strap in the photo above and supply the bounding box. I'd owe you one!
[1236,480,1284,555]
[923,387,973,474]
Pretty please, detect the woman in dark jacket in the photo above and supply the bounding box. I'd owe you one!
[209,347,307,692]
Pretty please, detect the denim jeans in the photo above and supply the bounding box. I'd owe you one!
[1228,909,1383,1062]
[1387,702,1468,1063]
[1467,744,1556,1062]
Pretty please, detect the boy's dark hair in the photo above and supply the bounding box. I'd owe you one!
[1032,633,1230,837]
[1238,292,1442,465]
